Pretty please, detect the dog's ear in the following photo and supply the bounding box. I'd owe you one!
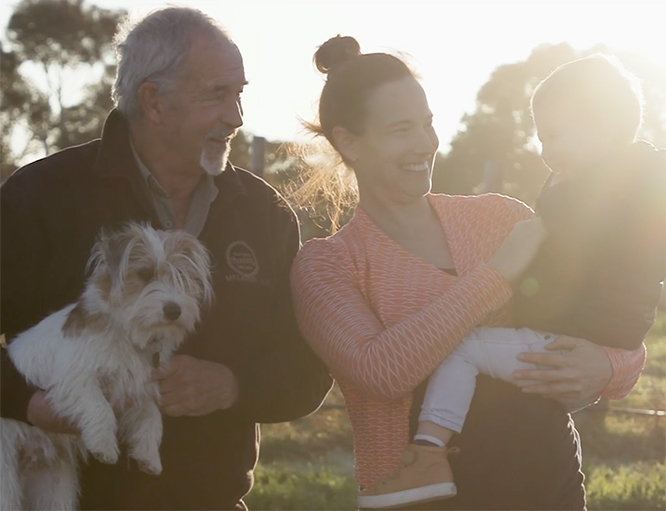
[106,236,127,276]
[98,227,134,283]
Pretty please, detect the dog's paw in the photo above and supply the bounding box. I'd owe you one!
[87,438,119,465]
[136,456,162,475]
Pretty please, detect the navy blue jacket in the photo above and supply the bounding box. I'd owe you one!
[1,110,332,510]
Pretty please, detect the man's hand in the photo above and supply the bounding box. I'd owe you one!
[152,355,239,417]
[513,335,613,402]
[27,390,79,434]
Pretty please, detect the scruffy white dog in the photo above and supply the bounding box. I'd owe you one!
[0,223,213,510]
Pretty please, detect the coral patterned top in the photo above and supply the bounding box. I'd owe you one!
[290,193,646,489]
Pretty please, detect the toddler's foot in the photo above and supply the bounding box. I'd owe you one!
[357,444,456,509]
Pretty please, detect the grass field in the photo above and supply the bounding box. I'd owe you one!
[246,313,665,511]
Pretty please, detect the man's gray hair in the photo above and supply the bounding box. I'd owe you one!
[112,7,232,119]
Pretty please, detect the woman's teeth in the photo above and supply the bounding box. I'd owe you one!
[402,162,429,172]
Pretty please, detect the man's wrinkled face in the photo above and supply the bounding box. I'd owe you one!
[161,34,247,176]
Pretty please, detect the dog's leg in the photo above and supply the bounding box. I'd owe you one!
[21,456,79,511]
[23,435,82,511]
[1,419,24,510]
[49,380,119,465]
[119,397,163,475]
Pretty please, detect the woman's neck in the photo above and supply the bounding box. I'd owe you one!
[359,193,432,236]
[359,191,454,269]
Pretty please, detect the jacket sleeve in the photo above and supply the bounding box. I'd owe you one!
[227,202,333,424]
[566,278,662,350]
[1,170,49,422]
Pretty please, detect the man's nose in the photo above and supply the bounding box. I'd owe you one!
[221,99,243,130]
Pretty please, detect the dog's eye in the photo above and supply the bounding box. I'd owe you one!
[137,267,155,283]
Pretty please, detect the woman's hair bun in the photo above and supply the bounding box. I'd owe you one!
[314,35,362,74]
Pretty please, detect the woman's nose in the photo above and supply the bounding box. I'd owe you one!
[415,127,439,155]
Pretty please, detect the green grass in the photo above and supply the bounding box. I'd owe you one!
[248,314,666,510]
[579,314,666,510]
[248,462,357,511]
[585,462,665,511]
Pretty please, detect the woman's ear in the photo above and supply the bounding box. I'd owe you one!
[332,126,360,164]
[137,81,163,125]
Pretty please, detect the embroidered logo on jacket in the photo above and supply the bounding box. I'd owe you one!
[226,241,259,282]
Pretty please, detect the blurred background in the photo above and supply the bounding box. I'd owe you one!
[1,0,664,509]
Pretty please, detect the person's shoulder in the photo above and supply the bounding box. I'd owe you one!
[2,140,100,195]
[430,191,533,218]
[231,165,288,200]
[298,231,344,259]
[294,228,354,272]
[227,165,297,217]
[292,236,335,281]
[232,164,274,188]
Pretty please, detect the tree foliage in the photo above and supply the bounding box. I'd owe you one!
[0,41,47,180]
[1,0,124,179]
[2,1,664,214]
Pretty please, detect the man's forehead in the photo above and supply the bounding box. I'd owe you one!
[185,34,247,85]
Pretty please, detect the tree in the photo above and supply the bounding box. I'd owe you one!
[432,43,666,206]
[0,41,47,181]
[1,0,124,179]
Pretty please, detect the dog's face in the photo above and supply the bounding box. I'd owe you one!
[85,223,213,350]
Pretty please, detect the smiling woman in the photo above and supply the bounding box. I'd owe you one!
[289,34,648,511]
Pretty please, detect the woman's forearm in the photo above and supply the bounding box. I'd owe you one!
[601,343,647,399]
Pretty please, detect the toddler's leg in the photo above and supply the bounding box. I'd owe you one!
[467,327,596,411]
[419,337,480,439]
[356,335,482,509]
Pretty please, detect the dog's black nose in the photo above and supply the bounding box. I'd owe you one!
[163,302,181,321]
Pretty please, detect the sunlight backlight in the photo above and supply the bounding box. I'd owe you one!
[1,0,664,149]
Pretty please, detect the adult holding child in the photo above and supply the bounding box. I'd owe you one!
[290,36,648,510]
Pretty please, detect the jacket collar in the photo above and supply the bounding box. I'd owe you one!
[92,109,247,208]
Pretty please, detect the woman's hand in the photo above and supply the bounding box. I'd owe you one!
[488,217,547,282]
[513,335,613,402]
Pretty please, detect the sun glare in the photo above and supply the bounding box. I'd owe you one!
[1,0,663,149]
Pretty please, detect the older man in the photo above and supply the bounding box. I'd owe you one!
[1,7,332,510]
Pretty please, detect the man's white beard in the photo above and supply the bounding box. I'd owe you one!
[200,140,232,176]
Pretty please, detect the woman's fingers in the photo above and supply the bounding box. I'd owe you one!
[514,335,611,402]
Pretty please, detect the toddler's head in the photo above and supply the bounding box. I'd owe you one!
[531,54,643,177]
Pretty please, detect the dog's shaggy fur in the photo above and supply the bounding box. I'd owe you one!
[1,223,213,510]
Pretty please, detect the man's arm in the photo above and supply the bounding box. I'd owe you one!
[226,204,333,423]
[1,170,50,422]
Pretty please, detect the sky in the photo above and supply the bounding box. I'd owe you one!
[2,0,665,152]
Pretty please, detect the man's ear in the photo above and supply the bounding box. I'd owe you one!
[137,81,163,124]
[331,126,360,164]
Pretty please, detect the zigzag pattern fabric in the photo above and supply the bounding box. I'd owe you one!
[291,192,645,489]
